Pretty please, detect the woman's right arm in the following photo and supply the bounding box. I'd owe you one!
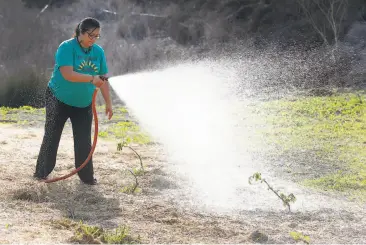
[60,68,104,87]
[59,66,93,82]
[56,41,95,83]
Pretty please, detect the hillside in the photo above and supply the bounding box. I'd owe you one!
[2,0,366,107]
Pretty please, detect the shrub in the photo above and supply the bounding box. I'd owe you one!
[0,0,66,107]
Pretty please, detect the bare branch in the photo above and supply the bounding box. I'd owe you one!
[262,179,291,212]
[127,169,139,193]
[249,173,296,212]
[297,0,329,45]
[130,12,167,18]
[296,0,349,47]
[126,146,144,172]
[118,141,144,173]
[36,0,53,18]
[225,2,265,20]
[101,9,118,15]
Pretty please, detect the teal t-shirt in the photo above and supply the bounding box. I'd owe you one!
[48,37,108,108]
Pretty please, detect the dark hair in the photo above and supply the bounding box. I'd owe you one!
[74,17,101,37]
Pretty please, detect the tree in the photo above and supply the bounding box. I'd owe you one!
[297,0,349,47]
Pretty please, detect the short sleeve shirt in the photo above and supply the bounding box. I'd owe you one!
[48,37,108,108]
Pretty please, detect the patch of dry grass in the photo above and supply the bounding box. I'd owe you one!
[1,106,366,243]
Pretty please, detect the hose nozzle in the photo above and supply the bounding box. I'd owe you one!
[100,75,109,82]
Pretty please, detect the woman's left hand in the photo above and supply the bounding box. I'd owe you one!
[105,103,113,120]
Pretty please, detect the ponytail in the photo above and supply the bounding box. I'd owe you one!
[73,22,81,37]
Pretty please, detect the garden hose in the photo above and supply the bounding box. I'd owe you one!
[42,76,108,184]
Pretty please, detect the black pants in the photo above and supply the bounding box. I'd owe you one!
[34,87,94,183]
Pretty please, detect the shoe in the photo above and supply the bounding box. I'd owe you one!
[33,173,48,181]
[82,178,97,185]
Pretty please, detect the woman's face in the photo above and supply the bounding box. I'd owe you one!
[80,28,100,47]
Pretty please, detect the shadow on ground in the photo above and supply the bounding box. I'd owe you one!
[11,180,121,224]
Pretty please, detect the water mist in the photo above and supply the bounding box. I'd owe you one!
[108,58,359,214]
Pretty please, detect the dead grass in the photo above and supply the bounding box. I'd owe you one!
[12,185,49,203]
[0,106,365,244]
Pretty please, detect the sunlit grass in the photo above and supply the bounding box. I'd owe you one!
[0,104,151,147]
[0,105,45,124]
[254,92,366,200]
[97,106,151,145]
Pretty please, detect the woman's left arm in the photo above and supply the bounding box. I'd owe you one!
[99,48,113,119]
[100,74,113,120]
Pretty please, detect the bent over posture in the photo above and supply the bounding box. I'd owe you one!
[34,17,113,185]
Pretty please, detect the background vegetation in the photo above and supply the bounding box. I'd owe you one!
[2,0,366,107]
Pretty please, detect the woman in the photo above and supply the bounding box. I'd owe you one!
[34,17,113,185]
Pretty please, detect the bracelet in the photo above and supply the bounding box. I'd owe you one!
[90,75,94,83]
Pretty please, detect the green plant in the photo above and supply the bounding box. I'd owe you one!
[249,172,296,212]
[120,170,142,194]
[19,105,36,113]
[290,231,310,244]
[52,219,140,244]
[106,119,150,173]
[111,121,151,145]
[120,185,142,194]
[98,131,109,138]
[0,107,9,121]
[72,221,103,244]
[132,167,145,176]
[0,105,46,124]
[101,225,141,244]
[117,142,144,173]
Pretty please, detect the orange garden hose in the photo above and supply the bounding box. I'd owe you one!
[43,88,100,184]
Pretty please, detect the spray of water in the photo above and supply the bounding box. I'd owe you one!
[108,58,363,214]
[109,60,257,210]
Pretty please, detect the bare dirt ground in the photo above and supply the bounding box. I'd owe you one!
[0,111,366,244]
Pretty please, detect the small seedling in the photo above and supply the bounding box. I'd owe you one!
[117,141,144,173]
[52,219,141,244]
[120,170,141,194]
[73,221,103,244]
[102,225,141,244]
[249,172,296,212]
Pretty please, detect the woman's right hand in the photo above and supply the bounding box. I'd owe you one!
[92,75,105,88]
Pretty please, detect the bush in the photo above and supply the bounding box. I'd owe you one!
[0,0,66,107]
[0,68,48,108]
[2,0,366,107]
